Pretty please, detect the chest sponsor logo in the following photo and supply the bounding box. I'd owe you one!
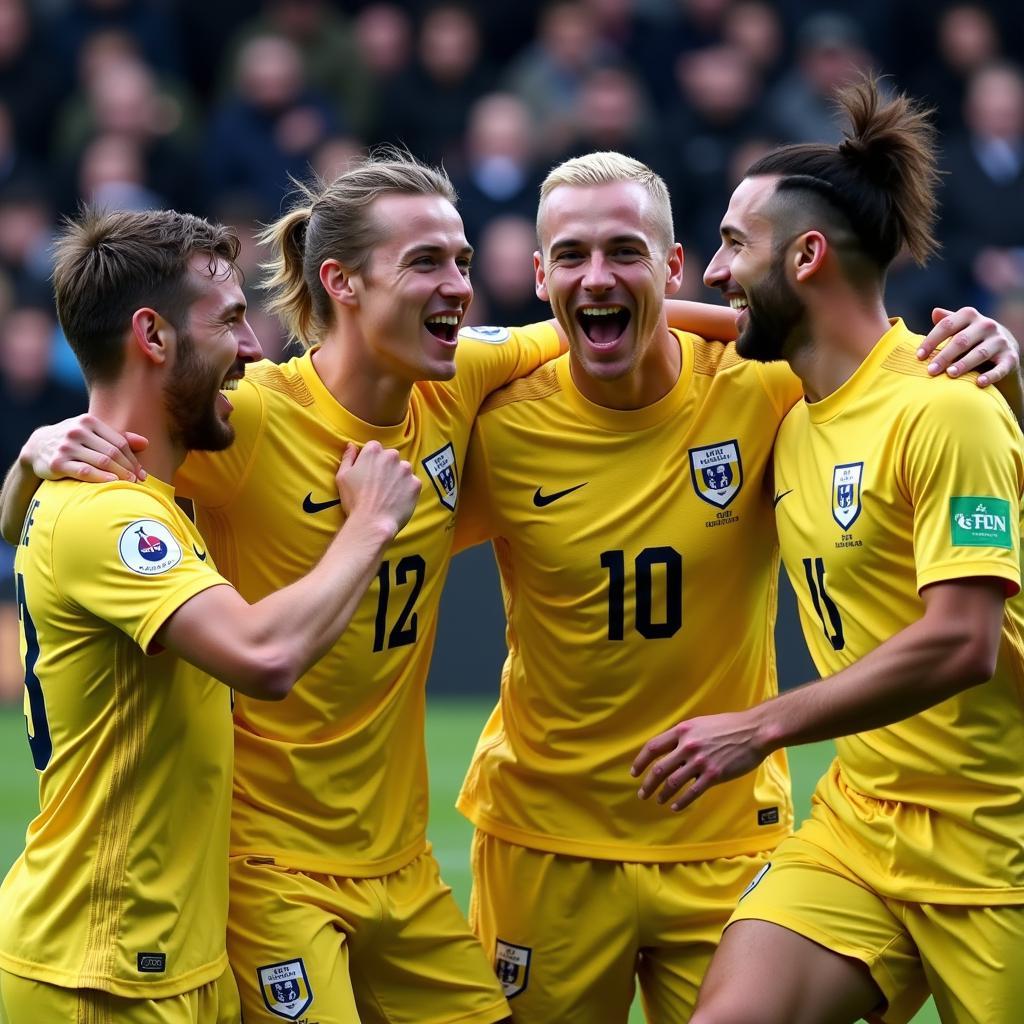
[118,520,182,575]
[459,324,510,344]
[831,462,864,530]
[422,442,458,511]
[495,939,531,998]
[258,958,313,1020]
[689,440,743,509]
[950,497,1013,549]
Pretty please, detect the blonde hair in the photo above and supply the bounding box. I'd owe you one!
[537,151,674,251]
[259,149,457,346]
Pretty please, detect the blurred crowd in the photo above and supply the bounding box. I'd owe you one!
[2,0,1024,695]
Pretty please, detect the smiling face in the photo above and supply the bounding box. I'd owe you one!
[536,180,683,398]
[350,192,473,384]
[163,254,262,451]
[704,174,804,363]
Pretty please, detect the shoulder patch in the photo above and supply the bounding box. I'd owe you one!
[459,325,510,344]
[118,520,183,576]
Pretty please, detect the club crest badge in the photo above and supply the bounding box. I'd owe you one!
[118,520,182,575]
[422,442,458,511]
[258,958,313,1020]
[495,939,531,998]
[689,440,743,509]
[832,462,864,530]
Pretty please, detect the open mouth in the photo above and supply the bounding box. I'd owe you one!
[728,295,748,313]
[577,305,630,345]
[425,313,460,342]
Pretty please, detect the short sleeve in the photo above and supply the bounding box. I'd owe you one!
[901,386,1024,596]
[52,486,231,652]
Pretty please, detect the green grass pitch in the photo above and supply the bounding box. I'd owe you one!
[0,700,939,1023]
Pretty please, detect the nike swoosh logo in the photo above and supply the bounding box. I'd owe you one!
[193,545,207,561]
[303,493,342,514]
[533,483,587,507]
[772,489,793,508]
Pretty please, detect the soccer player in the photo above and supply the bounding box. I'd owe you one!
[636,80,1024,1023]
[0,208,421,1024]
[451,149,1024,1024]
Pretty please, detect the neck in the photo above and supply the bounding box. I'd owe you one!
[570,323,681,411]
[788,292,891,403]
[311,332,415,426]
[89,386,183,484]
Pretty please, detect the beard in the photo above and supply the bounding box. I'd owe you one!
[735,258,804,363]
[163,329,235,452]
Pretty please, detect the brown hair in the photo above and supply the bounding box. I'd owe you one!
[52,208,240,385]
[747,76,939,269]
[259,148,458,347]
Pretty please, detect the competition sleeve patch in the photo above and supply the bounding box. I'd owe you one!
[949,497,1013,549]
[117,520,183,575]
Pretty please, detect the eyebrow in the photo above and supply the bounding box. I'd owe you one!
[401,242,475,261]
[217,301,247,319]
[549,233,649,250]
[719,224,747,242]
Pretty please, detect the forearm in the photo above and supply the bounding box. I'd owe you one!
[752,611,997,754]
[665,299,738,341]
[0,458,42,544]
[245,510,396,681]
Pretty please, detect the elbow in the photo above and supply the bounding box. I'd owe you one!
[942,632,999,693]
[228,646,301,701]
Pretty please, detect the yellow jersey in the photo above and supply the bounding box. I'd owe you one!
[0,476,233,996]
[455,329,804,861]
[774,319,1024,902]
[175,324,561,876]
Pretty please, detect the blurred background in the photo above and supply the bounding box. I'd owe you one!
[3,0,1024,701]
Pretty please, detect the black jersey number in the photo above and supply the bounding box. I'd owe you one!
[16,572,52,770]
[600,546,683,641]
[802,556,845,651]
[373,555,426,652]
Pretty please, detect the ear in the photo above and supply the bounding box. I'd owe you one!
[130,308,172,366]
[320,258,358,308]
[534,250,548,302]
[793,230,827,282]
[664,242,684,295]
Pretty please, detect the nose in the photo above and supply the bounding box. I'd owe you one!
[582,252,614,292]
[440,260,473,306]
[703,247,729,290]
[237,319,264,363]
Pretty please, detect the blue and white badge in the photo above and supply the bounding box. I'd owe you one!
[495,939,531,998]
[258,958,313,1021]
[118,520,182,575]
[689,440,743,509]
[459,325,510,344]
[422,441,458,511]
[831,462,864,530]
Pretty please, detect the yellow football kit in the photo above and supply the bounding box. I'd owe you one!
[731,320,1024,1023]
[0,477,234,1011]
[454,329,803,1020]
[173,324,561,1024]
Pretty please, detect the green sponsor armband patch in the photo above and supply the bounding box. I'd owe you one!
[949,496,1013,549]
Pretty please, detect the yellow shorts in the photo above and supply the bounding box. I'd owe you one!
[0,966,238,1024]
[469,830,771,1024]
[227,848,509,1024]
[729,834,1024,1024]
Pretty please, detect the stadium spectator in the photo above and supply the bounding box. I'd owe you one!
[204,32,341,219]
[0,205,420,1024]
[940,61,1024,310]
[468,214,551,328]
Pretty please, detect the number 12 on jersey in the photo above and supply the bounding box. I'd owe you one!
[600,547,683,641]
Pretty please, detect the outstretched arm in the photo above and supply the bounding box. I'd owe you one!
[1,416,148,542]
[633,577,1004,811]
